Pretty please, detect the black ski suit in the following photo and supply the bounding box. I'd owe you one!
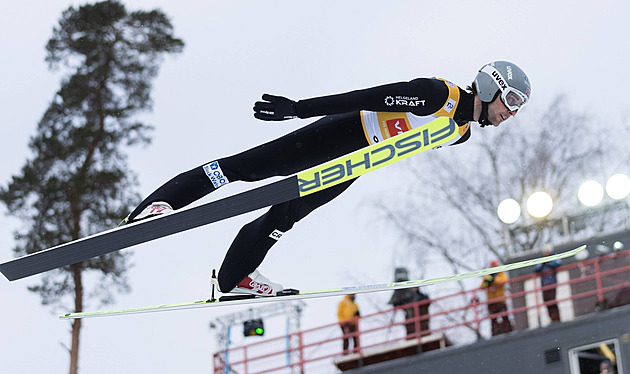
[128,77,476,291]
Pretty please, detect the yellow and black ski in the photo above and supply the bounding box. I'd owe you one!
[59,245,585,319]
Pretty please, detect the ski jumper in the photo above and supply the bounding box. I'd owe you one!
[128,78,476,292]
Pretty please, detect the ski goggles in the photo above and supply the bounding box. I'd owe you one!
[480,65,529,111]
[500,88,528,112]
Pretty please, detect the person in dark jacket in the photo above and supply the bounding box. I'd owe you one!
[389,267,431,338]
[534,250,562,322]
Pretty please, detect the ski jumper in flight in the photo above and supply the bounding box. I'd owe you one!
[122,61,531,295]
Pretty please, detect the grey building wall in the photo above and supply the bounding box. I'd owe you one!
[347,304,630,374]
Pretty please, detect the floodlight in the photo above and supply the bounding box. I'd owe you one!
[497,198,521,224]
[578,180,604,207]
[606,174,630,200]
[526,191,553,218]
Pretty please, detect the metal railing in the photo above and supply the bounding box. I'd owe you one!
[213,250,630,373]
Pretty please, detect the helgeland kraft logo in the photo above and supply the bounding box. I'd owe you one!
[384,95,426,107]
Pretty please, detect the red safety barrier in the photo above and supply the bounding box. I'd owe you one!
[213,250,630,373]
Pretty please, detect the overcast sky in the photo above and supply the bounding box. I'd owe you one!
[1,1,629,373]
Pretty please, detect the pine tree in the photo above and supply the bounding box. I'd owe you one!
[0,1,184,373]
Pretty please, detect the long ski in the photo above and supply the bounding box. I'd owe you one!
[59,245,585,319]
[0,117,459,281]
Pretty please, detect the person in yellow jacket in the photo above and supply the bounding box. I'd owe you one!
[337,294,360,354]
[479,259,513,336]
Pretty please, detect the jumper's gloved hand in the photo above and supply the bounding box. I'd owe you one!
[253,94,298,121]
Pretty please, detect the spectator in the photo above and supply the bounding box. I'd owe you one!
[534,250,562,322]
[389,268,431,339]
[600,359,616,374]
[479,259,513,336]
[337,294,360,354]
